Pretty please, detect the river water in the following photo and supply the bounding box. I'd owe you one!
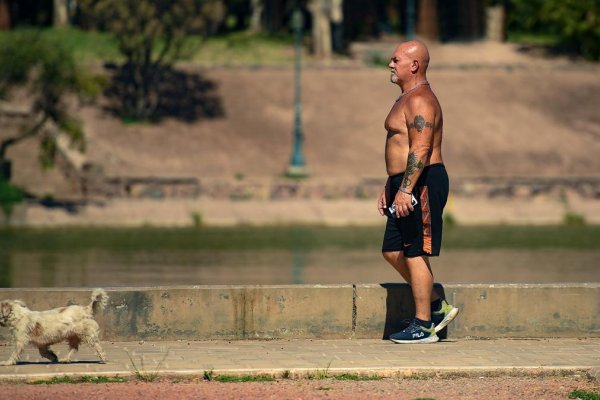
[2,247,599,288]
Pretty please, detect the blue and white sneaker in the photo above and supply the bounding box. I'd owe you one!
[389,319,439,344]
[432,300,459,333]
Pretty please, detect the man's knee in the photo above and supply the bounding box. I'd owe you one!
[382,251,401,263]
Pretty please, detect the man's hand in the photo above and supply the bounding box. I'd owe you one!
[377,190,387,216]
[394,190,414,217]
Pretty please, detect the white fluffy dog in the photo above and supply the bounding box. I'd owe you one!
[0,289,108,365]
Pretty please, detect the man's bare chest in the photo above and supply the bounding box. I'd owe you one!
[384,101,408,136]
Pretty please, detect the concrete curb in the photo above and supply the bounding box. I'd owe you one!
[1,284,599,342]
[0,367,594,384]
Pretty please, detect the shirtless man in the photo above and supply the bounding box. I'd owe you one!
[377,40,458,344]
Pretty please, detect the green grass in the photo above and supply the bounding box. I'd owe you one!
[29,375,126,384]
[188,31,297,66]
[569,390,600,400]
[126,349,168,382]
[506,32,562,46]
[0,28,303,66]
[0,225,599,253]
[331,373,383,381]
[0,27,120,63]
[213,374,276,383]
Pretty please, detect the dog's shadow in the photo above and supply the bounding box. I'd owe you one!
[13,360,106,365]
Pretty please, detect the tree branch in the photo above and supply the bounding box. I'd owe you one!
[0,113,49,159]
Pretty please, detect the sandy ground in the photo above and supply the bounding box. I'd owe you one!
[3,375,599,399]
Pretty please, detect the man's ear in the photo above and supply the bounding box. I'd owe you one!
[411,60,419,73]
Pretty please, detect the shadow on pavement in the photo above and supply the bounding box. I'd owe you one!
[381,282,449,340]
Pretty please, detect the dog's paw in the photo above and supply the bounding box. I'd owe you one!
[0,360,16,366]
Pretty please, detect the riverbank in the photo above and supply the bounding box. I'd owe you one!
[4,195,599,227]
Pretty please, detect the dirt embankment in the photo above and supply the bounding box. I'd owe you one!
[4,43,600,198]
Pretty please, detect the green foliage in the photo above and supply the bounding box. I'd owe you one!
[0,30,93,169]
[541,0,600,60]
[213,374,275,382]
[331,373,383,381]
[0,180,24,218]
[29,375,127,384]
[126,349,169,382]
[569,390,600,400]
[77,74,110,103]
[191,211,203,227]
[0,28,301,67]
[443,212,457,228]
[506,0,600,60]
[364,50,389,68]
[203,369,215,380]
[307,361,332,380]
[563,211,586,226]
[79,0,226,120]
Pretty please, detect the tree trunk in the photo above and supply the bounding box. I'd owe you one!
[417,0,438,41]
[308,0,332,60]
[250,0,263,33]
[486,4,505,42]
[330,0,344,53]
[0,160,10,181]
[0,0,11,31]
[53,0,69,27]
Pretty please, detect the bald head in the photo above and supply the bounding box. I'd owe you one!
[388,40,431,87]
[400,40,430,71]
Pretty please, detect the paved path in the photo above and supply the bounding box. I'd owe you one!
[1,338,599,381]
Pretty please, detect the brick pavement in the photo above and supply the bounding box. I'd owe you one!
[0,338,599,381]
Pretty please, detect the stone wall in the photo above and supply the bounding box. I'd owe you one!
[1,284,598,342]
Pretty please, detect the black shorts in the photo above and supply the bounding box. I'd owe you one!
[382,163,449,257]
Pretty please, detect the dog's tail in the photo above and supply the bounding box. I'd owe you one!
[89,288,109,315]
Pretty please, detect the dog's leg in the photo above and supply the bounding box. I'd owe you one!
[0,340,26,366]
[62,336,81,363]
[38,346,59,363]
[87,338,107,363]
[62,348,76,363]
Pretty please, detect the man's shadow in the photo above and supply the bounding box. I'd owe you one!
[380,282,449,340]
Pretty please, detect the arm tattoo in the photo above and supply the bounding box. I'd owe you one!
[401,151,423,189]
[408,115,433,133]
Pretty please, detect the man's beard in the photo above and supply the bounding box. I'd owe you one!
[390,73,399,84]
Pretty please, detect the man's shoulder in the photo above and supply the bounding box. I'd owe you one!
[404,90,438,112]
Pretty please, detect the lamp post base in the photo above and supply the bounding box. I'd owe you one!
[285,164,310,179]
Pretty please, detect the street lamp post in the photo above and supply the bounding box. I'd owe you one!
[406,0,416,40]
[286,7,309,178]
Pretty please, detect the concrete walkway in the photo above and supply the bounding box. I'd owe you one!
[1,338,599,381]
